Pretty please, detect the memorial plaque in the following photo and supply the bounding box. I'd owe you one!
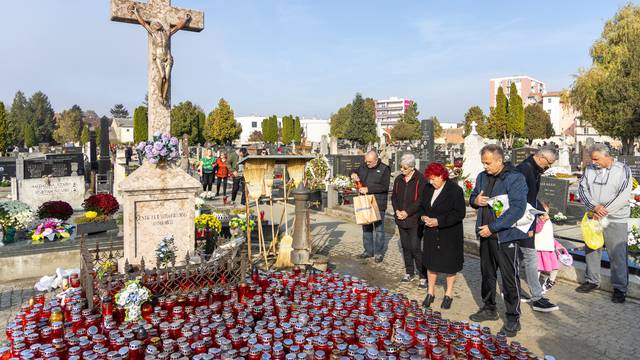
[16,175,85,209]
[511,147,536,166]
[24,159,47,179]
[537,177,570,215]
[434,150,448,165]
[46,153,85,177]
[0,158,16,179]
[134,198,191,260]
[326,155,364,176]
[618,155,640,179]
[570,153,581,171]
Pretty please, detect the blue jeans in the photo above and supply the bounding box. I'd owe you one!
[362,211,386,257]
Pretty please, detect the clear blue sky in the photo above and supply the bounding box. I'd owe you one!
[0,0,630,123]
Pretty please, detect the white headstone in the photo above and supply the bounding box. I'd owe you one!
[14,176,85,210]
[463,126,491,184]
[558,141,571,172]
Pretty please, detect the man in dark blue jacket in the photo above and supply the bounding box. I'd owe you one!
[469,144,528,337]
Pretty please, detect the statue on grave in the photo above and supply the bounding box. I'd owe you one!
[130,4,191,106]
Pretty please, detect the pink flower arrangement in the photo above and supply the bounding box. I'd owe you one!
[31,218,74,244]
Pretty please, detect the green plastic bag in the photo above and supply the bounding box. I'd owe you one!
[581,213,604,250]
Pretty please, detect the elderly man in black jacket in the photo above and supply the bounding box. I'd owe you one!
[515,147,559,313]
[351,150,391,263]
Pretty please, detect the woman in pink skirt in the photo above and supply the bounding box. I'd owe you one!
[534,216,560,294]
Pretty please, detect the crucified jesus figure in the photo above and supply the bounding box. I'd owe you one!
[130,4,191,106]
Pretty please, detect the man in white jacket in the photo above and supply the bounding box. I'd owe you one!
[577,143,632,303]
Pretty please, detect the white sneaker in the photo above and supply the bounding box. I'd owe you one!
[418,278,427,289]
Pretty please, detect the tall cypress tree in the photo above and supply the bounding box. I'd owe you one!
[507,83,524,139]
[282,115,294,145]
[80,124,90,145]
[7,91,29,145]
[293,116,301,143]
[488,87,508,139]
[23,123,36,148]
[0,102,7,153]
[345,93,377,144]
[133,106,148,143]
[261,116,278,144]
[28,91,55,143]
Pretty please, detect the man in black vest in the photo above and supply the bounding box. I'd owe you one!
[351,150,391,263]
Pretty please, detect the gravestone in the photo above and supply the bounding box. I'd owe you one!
[335,155,364,176]
[98,116,111,175]
[462,121,487,184]
[89,128,98,171]
[570,153,581,172]
[537,177,570,215]
[510,147,536,166]
[45,153,85,177]
[13,176,85,209]
[618,155,640,179]
[330,137,338,155]
[420,119,435,166]
[112,0,204,266]
[0,158,17,180]
[320,135,329,155]
[395,150,418,172]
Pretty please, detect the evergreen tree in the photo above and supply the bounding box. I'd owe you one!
[391,102,421,141]
[70,105,83,141]
[95,122,102,147]
[7,91,29,145]
[23,123,36,148]
[190,110,206,145]
[487,87,508,139]
[171,101,204,142]
[330,104,351,139]
[293,116,302,143]
[523,105,555,144]
[133,106,148,143]
[80,124,90,145]
[506,83,525,144]
[261,115,278,143]
[345,93,377,144]
[28,91,55,144]
[53,108,83,144]
[110,104,129,118]
[205,98,242,145]
[0,101,7,153]
[463,106,488,137]
[429,116,443,139]
[248,131,263,142]
[282,115,294,144]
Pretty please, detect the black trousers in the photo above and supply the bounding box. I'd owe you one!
[232,176,246,205]
[216,176,228,196]
[202,172,214,191]
[480,238,522,321]
[398,226,424,277]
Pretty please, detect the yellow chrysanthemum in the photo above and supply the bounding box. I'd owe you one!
[85,211,98,219]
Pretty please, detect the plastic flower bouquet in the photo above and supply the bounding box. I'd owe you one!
[137,132,180,164]
[115,280,151,322]
[155,234,177,267]
[0,201,35,230]
[463,179,473,198]
[331,175,355,191]
[31,218,74,244]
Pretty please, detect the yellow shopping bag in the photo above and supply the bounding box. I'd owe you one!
[581,213,604,250]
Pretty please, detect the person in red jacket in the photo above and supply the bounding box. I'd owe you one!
[215,152,230,198]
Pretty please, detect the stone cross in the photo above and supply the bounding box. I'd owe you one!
[110,0,204,138]
[470,120,478,135]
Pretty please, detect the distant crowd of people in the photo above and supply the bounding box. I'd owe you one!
[351,142,631,337]
[195,147,249,205]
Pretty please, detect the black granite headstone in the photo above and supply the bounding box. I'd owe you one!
[326,155,364,176]
[98,117,111,175]
[89,128,98,171]
[538,177,570,215]
[0,158,17,179]
[395,150,418,172]
[511,147,536,166]
[45,153,85,177]
[23,158,48,179]
[420,119,435,164]
[618,155,640,180]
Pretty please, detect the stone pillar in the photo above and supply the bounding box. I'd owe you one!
[326,184,338,209]
[291,184,311,265]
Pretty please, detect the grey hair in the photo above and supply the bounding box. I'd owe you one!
[589,143,611,157]
[400,153,416,168]
[480,144,504,159]
[365,150,379,158]
[536,146,558,161]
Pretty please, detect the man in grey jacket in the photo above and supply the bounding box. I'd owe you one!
[577,143,632,303]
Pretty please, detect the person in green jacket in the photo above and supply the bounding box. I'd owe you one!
[198,148,216,195]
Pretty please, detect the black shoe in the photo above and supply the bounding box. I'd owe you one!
[501,320,521,337]
[469,307,499,322]
[356,253,373,260]
[612,289,626,303]
[575,282,599,293]
[441,296,453,309]
[532,298,559,312]
[422,294,435,308]
[374,255,384,263]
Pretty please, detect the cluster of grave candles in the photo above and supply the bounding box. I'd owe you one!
[1,267,542,360]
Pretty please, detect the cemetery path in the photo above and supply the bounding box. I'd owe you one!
[303,206,640,360]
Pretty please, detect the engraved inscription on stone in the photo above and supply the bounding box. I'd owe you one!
[134,198,190,258]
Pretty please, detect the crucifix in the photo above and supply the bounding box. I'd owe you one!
[110,0,204,138]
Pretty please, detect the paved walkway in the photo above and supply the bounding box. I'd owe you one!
[307,209,639,360]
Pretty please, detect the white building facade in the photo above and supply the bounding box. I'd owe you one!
[490,75,546,107]
[235,116,330,144]
[111,117,134,143]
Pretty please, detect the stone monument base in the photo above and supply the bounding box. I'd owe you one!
[119,162,201,267]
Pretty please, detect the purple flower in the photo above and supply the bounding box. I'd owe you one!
[151,148,159,156]
[161,133,170,142]
[149,157,158,164]
[159,148,168,157]
[170,150,178,159]
[144,145,153,153]
[153,142,163,151]
[137,142,146,151]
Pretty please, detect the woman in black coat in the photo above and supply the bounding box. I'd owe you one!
[421,162,466,309]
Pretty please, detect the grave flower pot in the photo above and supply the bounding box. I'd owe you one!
[3,227,16,244]
[76,219,118,236]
